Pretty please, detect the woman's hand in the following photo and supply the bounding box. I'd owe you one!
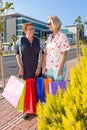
[35,68,41,78]
[58,68,62,76]
[19,66,24,76]
[42,67,47,74]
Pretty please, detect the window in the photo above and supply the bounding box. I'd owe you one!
[17,25,22,30]
[17,31,23,35]
[17,19,23,24]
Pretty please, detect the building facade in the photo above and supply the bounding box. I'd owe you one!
[1,13,82,52]
[62,28,76,44]
[65,24,84,43]
[1,12,49,43]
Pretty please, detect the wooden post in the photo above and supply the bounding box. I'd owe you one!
[76,25,80,60]
[0,31,5,88]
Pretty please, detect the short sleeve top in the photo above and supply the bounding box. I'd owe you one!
[15,36,42,70]
[45,31,70,70]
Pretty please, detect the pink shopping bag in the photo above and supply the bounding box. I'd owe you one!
[2,75,25,108]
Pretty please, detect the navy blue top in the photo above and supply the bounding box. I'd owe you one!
[16,36,42,79]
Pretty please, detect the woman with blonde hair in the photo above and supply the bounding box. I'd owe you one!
[42,16,70,81]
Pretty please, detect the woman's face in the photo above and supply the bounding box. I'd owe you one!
[25,25,34,36]
[47,19,53,31]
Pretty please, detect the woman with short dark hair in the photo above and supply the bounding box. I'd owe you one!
[16,22,43,119]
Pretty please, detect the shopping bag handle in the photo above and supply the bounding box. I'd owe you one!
[18,75,23,78]
[16,75,23,80]
[16,75,25,83]
[40,74,48,78]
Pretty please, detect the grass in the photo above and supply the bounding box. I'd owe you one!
[3,51,15,56]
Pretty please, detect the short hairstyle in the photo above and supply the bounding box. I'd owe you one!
[48,16,62,31]
[22,22,34,33]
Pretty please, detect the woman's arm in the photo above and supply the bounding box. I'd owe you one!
[58,51,67,76]
[58,33,70,76]
[35,53,43,78]
[42,52,46,74]
[37,53,43,70]
[16,54,24,76]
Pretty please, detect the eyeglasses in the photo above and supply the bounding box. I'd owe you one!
[26,28,34,31]
[47,22,51,25]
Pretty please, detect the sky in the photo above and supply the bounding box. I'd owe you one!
[3,0,87,35]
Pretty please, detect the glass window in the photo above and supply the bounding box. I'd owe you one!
[17,25,22,30]
[23,19,29,23]
[17,31,23,35]
[17,19,23,24]
[34,23,48,29]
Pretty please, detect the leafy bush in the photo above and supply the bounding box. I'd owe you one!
[37,46,87,130]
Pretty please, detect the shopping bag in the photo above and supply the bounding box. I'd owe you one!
[2,75,25,107]
[36,77,45,103]
[44,78,52,97]
[24,78,37,114]
[49,81,66,95]
[17,82,26,112]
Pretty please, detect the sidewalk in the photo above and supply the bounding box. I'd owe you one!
[0,59,77,130]
[66,58,77,80]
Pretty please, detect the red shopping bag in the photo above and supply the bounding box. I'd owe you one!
[2,75,25,107]
[23,78,37,114]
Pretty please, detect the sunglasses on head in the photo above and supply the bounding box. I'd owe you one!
[47,22,51,25]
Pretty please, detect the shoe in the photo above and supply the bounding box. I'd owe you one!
[22,114,29,119]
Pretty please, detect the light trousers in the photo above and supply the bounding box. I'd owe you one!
[46,65,66,81]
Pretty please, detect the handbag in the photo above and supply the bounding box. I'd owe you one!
[2,75,25,107]
[49,81,66,95]
[23,78,37,114]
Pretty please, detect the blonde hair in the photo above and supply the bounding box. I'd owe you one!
[22,22,34,33]
[48,16,62,31]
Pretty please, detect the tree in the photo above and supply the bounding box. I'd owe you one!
[10,34,18,52]
[9,42,13,53]
[41,35,46,44]
[74,16,87,60]
[0,1,14,88]
[74,16,82,24]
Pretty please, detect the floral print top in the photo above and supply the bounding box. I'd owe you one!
[45,31,70,70]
